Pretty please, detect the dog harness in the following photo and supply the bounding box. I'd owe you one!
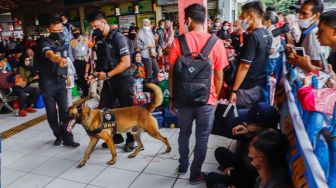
[85,109,117,136]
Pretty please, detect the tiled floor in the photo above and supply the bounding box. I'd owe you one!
[1,99,232,188]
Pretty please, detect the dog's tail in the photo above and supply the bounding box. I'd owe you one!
[145,83,163,112]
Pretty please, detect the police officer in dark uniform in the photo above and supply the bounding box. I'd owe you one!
[39,15,79,147]
[89,11,135,152]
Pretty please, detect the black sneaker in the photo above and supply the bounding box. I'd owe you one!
[63,141,80,148]
[124,141,135,152]
[189,172,206,185]
[177,165,188,175]
[54,137,62,146]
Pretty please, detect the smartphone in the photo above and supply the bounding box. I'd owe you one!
[295,47,306,57]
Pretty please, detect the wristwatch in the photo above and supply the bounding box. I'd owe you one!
[106,72,112,80]
[231,89,238,93]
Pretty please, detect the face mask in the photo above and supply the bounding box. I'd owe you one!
[63,19,67,24]
[298,15,315,29]
[160,25,165,29]
[143,26,151,31]
[73,33,80,39]
[184,20,190,32]
[92,29,103,38]
[215,23,220,27]
[129,33,136,40]
[49,32,61,40]
[241,19,250,31]
[224,26,229,30]
[24,60,30,66]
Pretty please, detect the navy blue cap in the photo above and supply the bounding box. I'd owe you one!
[247,102,280,128]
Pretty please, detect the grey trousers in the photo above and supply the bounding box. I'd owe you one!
[236,85,263,109]
[177,104,216,176]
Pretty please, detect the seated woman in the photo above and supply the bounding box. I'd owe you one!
[249,130,293,188]
[18,54,39,88]
[131,52,150,106]
[0,55,40,117]
[206,103,281,188]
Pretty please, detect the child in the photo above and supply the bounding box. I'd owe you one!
[131,52,150,105]
[131,52,146,79]
[66,57,76,107]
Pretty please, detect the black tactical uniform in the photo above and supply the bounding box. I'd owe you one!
[94,29,135,150]
[39,35,78,147]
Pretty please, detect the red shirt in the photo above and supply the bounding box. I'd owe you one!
[168,31,228,105]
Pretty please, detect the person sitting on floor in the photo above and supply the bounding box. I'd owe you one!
[206,102,280,188]
[0,55,40,117]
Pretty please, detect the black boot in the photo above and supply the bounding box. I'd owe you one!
[61,125,80,148]
[102,134,124,148]
[54,135,62,146]
[124,132,135,152]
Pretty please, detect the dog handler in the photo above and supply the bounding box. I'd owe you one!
[39,15,79,147]
[89,11,135,152]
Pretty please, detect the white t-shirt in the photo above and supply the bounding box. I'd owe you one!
[301,26,330,61]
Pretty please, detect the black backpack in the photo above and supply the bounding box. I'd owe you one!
[173,34,218,107]
[33,36,47,73]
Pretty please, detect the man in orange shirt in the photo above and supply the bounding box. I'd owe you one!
[168,4,228,185]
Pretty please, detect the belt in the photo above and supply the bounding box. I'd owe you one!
[75,56,86,61]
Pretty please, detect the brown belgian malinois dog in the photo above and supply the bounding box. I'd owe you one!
[66,83,171,167]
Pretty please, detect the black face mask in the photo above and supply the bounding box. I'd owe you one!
[92,29,103,39]
[73,33,80,39]
[49,32,61,41]
[129,33,136,40]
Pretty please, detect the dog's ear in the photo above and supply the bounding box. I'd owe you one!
[75,99,87,108]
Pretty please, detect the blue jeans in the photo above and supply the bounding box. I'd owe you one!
[177,105,216,176]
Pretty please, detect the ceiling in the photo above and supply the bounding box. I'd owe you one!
[0,0,57,13]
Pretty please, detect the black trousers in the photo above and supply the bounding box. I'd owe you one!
[98,76,134,142]
[142,58,159,82]
[74,59,89,96]
[39,76,74,142]
[206,145,258,188]
[12,86,40,110]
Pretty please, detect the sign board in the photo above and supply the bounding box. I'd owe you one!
[157,0,178,6]
[118,15,136,32]
[280,78,328,188]
[120,2,134,15]
[102,5,115,17]
[136,13,156,28]
[139,0,153,13]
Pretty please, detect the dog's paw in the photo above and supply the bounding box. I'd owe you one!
[77,163,85,168]
[165,147,172,153]
[128,153,137,158]
[107,160,116,165]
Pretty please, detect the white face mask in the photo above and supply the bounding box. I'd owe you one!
[143,26,151,31]
[298,15,315,29]
[223,26,229,30]
[241,19,250,31]
[215,23,220,27]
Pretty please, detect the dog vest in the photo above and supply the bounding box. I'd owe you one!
[85,109,117,136]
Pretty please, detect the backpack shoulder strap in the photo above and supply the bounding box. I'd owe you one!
[201,34,219,57]
[178,34,191,55]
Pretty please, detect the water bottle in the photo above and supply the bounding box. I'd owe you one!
[312,75,318,89]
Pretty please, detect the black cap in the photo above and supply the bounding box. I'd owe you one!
[247,102,280,129]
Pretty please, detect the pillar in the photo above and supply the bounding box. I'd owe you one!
[178,0,207,35]
[79,6,85,34]
[154,3,162,26]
